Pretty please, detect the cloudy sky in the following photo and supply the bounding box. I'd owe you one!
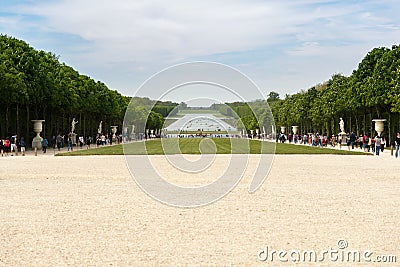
[1,0,400,102]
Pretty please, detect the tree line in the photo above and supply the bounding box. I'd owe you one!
[2,35,399,144]
[216,45,400,144]
[0,35,177,146]
[271,44,400,144]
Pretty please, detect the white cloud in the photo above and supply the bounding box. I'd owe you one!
[4,0,400,97]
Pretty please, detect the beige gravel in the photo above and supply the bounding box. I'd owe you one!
[0,153,399,266]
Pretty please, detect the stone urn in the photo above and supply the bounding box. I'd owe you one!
[292,125,299,135]
[280,126,286,134]
[32,120,45,155]
[372,119,386,136]
[111,126,118,141]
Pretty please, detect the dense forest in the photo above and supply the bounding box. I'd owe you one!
[0,35,176,146]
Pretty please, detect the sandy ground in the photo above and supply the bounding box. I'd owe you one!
[0,150,399,266]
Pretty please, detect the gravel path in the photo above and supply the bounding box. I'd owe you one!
[0,154,399,266]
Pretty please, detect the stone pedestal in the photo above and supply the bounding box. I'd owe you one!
[71,133,77,145]
[111,126,118,141]
[32,120,45,156]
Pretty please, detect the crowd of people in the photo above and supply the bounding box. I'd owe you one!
[1,130,400,158]
[276,131,400,157]
[0,132,124,156]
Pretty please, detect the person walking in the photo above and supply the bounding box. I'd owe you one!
[86,136,92,149]
[10,134,18,156]
[395,132,400,158]
[42,137,48,153]
[349,132,356,149]
[375,135,382,156]
[0,138,4,157]
[56,134,62,151]
[3,137,10,156]
[67,134,73,151]
[19,137,26,156]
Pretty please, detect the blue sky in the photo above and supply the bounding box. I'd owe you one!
[1,0,400,102]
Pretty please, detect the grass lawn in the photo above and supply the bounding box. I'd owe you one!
[57,138,370,156]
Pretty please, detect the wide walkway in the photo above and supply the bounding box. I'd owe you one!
[0,153,399,265]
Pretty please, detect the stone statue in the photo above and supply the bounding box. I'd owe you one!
[339,118,345,133]
[71,118,78,133]
[98,121,102,134]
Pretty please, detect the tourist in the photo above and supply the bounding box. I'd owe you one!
[67,134,73,151]
[331,135,336,147]
[79,135,84,149]
[346,134,351,151]
[303,134,307,145]
[101,134,106,146]
[86,136,92,149]
[51,136,56,149]
[3,137,10,156]
[375,135,382,156]
[380,136,385,152]
[349,132,356,149]
[19,137,26,156]
[56,133,62,151]
[371,137,375,153]
[10,134,18,156]
[42,137,48,153]
[0,138,4,157]
[395,132,400,158]
[363,134,370,152]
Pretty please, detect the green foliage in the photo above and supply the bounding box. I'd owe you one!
[0,34,172,142]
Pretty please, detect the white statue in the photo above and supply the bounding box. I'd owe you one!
[98,121,102,134]
[71,118,78,133]
[339,118,345,133]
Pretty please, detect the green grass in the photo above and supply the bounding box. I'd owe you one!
[57,139,370,156]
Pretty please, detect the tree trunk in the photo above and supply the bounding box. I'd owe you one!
[388,112,392,147]
[79,112,82,135]
[26,104,30,147]
[369,109,373,137]
[16,103,20,136]
[83,113,86,137]
[5,106,9,136]
[349,116,352,133]
[363,109,367,135]
[355,114,359,136]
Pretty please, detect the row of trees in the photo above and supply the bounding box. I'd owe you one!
[0,35,178,146]
[0,34,130,145]
[271,44,400,143]
[212,44,399,144]
[3,35,398,144]
[124,97,178,134]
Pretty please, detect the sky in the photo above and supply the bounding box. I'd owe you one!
[1,0,400,103]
